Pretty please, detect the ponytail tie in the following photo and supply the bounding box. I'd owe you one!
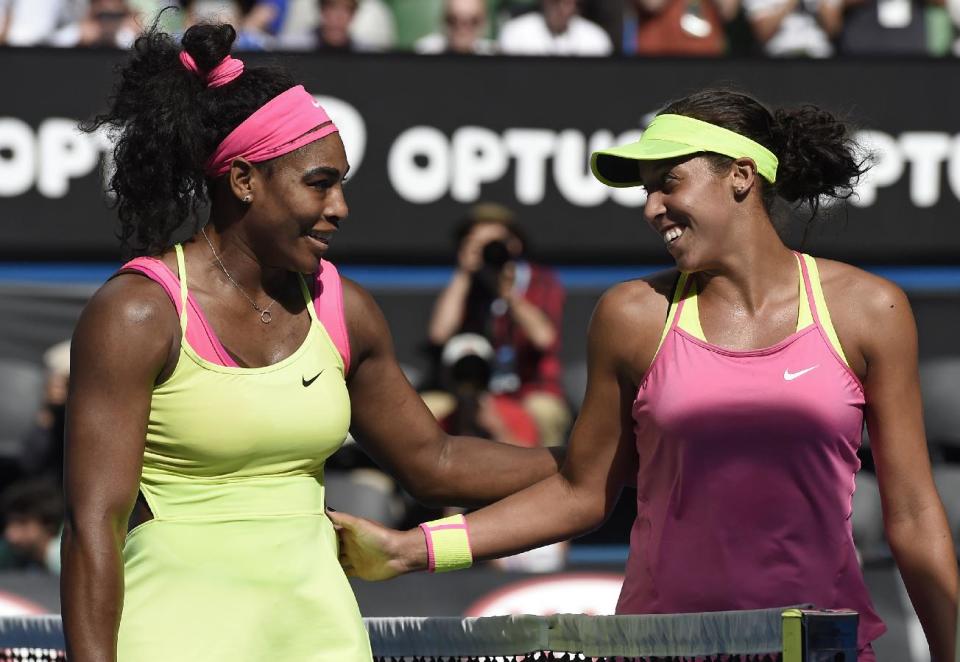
[179,51,245,89]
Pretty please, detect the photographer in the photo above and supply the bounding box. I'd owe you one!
[437,334,539,448]
[427,203,570,446]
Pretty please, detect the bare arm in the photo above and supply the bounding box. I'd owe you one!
[61,276,176,662]
[855,280,957,661]
[501,262,562,352]
[335,280,663,575]
[427,269,472,346]
[344,278,561,507]
[505,292,557,351]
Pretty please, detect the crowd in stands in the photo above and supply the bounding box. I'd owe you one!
[0,341,68,575]
[1,0,958,56]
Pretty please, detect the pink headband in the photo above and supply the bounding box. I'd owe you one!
[179,51,244,88]
[205,85,340,178]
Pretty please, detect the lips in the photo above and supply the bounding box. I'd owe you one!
[305,229,332,246]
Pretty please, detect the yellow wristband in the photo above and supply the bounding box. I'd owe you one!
[419,514,473,573]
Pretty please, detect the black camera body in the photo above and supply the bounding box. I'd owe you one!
[472,239,511,301]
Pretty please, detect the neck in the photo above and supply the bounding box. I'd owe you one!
[200,223,289,300]
[693,214,797,314]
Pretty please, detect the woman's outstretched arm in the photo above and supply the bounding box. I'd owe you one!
[334,278,668,576]
[344,278,565,507]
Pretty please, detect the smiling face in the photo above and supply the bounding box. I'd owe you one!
[638,155,739,273]
[241,133,350,274]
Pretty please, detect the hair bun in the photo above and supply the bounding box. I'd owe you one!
[770,105,865,208]
[181,23,237,71]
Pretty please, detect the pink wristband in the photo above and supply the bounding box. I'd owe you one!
[419,522,437,572]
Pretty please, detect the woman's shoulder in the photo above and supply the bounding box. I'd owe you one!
[71,272,180,376]
[814,257,910,319]
[82,272,179,337]
[597,269,680,316]
[590,269,680,338]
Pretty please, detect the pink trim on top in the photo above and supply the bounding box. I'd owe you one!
[119,257,240,367]
[418,523,437,573]
[314,260,351,374]
[119,256,351,371]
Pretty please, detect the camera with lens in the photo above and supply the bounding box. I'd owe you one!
[472,239,511,301]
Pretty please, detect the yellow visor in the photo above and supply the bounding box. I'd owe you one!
[591,114,779,188]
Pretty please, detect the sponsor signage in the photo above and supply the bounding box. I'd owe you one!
[0,50,958,263]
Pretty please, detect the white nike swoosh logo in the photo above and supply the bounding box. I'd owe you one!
[784,365,819,381]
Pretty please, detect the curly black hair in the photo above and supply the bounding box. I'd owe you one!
[660,89,870,218]
[84,23,295,256]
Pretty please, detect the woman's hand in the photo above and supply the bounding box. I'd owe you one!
[328,509,427,581]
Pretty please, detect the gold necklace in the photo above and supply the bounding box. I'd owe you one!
[201,227,277,324]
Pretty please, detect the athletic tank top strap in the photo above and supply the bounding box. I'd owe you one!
[677,255,813,341]
[118,252,238,367]
[174,244,189,332]
[313,260,351,374]
[298,274,320,324]
[654,272,691,354]
[793,252,815,331]
[798,253,850,367]
[676,274,705,340]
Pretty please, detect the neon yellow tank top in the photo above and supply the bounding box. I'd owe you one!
[117,245,371,661]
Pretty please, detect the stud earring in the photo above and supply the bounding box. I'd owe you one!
[242,195,252,203]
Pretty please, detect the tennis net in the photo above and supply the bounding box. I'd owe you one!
[1,606,859,661]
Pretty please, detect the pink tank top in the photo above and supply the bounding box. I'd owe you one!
[117,256,351,372]
[617,253,885,650]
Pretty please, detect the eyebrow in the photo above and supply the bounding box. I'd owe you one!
[303,164,350,180]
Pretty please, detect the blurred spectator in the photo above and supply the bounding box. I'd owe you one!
[0,479,63,574]
[579,0,624,49]
[182,0,275,49]
[415,0,496,54]
[239,0,288,35]
[950,0,960,53]
[427,203,571,446]
[131,0,183,32]
[280,0,394,51]
[20,340,70,487]
[743,0,842,56]
[437,334,540,447]
[433,332,566,572]
[837,0,934,54]
[0,0,84,46]
[47,0,141,48]
[624,0,739,55]
[498,0,614,55]
[350,0,396,50]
